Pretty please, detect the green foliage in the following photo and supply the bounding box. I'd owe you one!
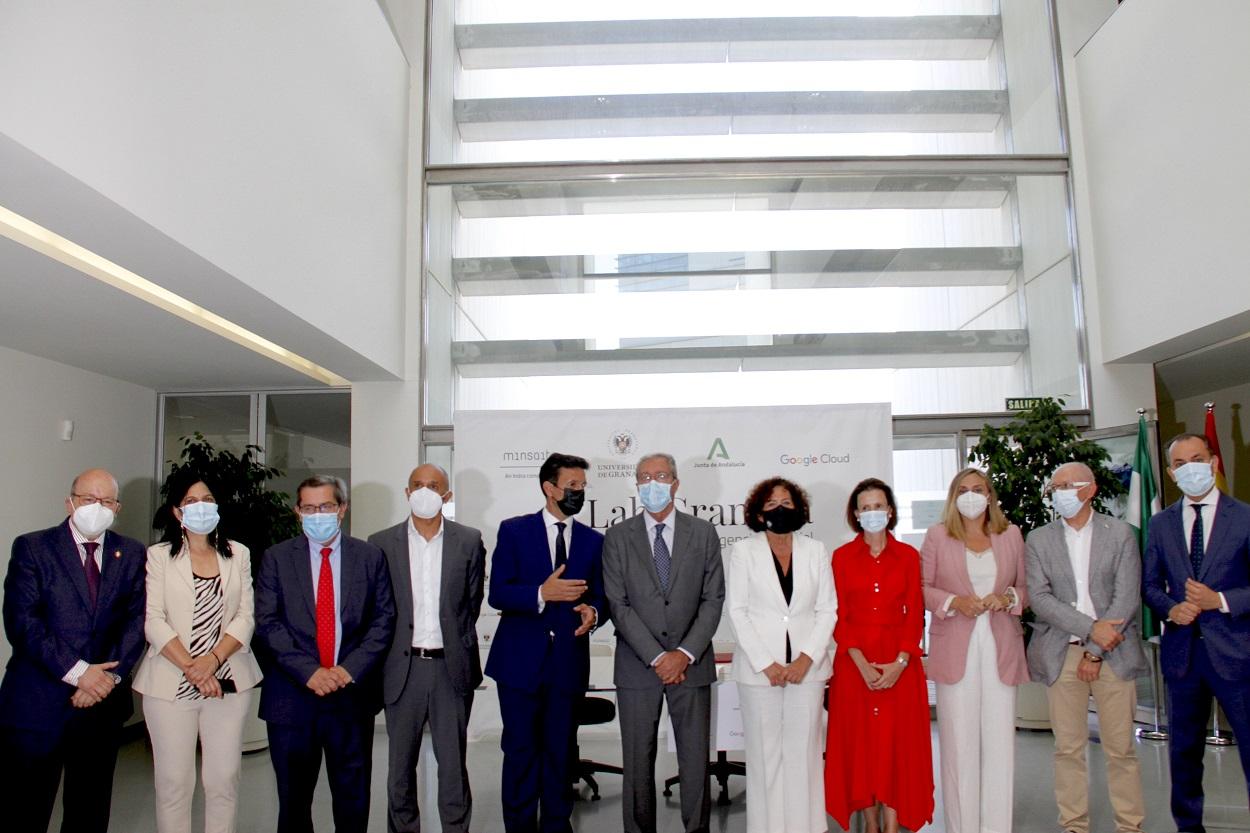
[968,397,1126,537]
[157,432,299,576]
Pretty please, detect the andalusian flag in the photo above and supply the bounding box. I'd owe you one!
[1204,405,1229,493]
[1127,414,1162,638]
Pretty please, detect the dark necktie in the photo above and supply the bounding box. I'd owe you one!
[554,521,567,569]
[1190,504,1206,575]
[82,541,100,608]
[653,523,671,593]
[316,547,336,668]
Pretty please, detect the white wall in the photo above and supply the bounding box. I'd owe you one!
[0,345,157,668]
[1076,0,1250,365]
[0,1,410,377]
[1056,0,1157,428]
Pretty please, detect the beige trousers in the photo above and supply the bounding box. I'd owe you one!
[1046,645,1146,833]
[143,689,254,833]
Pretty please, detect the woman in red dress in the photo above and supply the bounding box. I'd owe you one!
[825,477,934,833]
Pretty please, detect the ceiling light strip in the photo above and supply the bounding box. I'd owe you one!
[0,205,349,387]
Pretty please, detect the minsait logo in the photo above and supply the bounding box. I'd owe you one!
[706,437,730,461]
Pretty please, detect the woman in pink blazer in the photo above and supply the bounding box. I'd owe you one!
[920,467,1028,833]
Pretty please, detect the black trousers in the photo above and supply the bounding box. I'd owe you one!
[0,707,123,833]
[268,706,376,833]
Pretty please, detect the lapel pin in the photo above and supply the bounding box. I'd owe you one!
[114,550,122,559]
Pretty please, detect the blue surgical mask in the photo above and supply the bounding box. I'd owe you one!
[858,510,889,534]
[302,512,341,544]
[181,501,220,535]
[638,481,673,514]
[1051,489,1086,520]
[1174,461,1216,498]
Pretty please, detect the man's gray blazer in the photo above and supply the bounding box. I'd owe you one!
[1025,512,1149,686]
[603,510,725,689]
[370,518,486,701]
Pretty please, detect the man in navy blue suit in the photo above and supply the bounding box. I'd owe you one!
[1143,433,1250,832]
[486,452,605,833]
[0,468,147,833]
[255,475,396,833]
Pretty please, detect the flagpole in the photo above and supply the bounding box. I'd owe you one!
[1134,409,1169,741]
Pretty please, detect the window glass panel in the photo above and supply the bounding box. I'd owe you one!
[431,0,1062,164]
[428,172,1082,415]
[162,395,251,474]
[265,392,352,530]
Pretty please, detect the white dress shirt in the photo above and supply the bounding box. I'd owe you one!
[1182,491,1231,613]
[1062,518,1097,621]
[407,518,444,649]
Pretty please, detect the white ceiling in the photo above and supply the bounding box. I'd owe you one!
[0,132,402,392]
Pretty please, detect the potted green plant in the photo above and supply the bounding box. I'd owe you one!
[968,397,1126,728]
[155,432,300,750]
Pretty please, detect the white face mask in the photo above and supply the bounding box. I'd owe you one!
[858,510,890,534]
[955,491,989,520]
[180,501,220,535]
[408,487,445,520]
[1051,488,1086,520]
[72,503,115,539]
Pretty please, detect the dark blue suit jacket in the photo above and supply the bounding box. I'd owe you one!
[485,511,605,694]
[254,534,395,725]
[1143,494,1250,681]
[0,520,146,731]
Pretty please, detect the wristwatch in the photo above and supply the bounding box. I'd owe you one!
[108,672,123,684]
[1082,651,1102,664]
[896,655,909,667]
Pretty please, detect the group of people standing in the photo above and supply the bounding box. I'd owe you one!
[0,433,1247,833]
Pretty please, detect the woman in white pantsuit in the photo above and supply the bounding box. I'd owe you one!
[133,470,263,833]
[920,468,1029,833]
[727,477,838,833]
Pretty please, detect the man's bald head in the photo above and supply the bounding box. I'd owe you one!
[1051,462,1095,485]
[407,464,449,494]
[69,468,119,500]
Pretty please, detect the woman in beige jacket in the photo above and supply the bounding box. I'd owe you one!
[132,470,262,833]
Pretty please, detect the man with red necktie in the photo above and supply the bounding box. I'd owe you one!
[0,468,146,833]
[256,475,395,833]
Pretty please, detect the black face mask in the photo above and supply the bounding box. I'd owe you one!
[556,488,585,517]
[761,505,805,534]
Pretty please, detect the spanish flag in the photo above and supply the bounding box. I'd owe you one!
[1204,404,1229,493]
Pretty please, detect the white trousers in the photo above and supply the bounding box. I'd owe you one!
[737,679,827,833]
[142,689,254,833]
[935,615,1016,833]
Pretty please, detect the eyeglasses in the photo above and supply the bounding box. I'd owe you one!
[297,502,340,515]
[637,472,675,484]
[179,496,217,507]
[1045,481,1091,496]
[71,494,120,509]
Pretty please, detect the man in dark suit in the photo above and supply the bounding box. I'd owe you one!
[1143,433,1250,832]
[603,452,724,833]
[255,474,396,833]
[370,463,485,833]
[0,468,147,833]
[485,452,605,833]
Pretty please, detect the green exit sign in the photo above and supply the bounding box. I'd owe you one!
[1005,397,1047,411]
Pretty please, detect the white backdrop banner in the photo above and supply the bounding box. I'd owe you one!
[453,403,891,738]
[454,403,892,566]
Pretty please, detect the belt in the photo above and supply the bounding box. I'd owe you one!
[411,647,444,659]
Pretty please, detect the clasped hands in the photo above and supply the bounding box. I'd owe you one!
[540,564,597,636]
[70,660,119,708]
[851,650,906,691]
[949,592,1013,617]
[307,665,354,696]
[762,654,814,687]
[1169,579,1223,625]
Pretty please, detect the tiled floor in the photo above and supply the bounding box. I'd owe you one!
[58,722,1248,832]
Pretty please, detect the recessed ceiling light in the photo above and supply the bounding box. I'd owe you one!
[0,204,350,387]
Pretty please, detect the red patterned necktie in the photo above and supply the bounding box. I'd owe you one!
[316,547,336,668]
